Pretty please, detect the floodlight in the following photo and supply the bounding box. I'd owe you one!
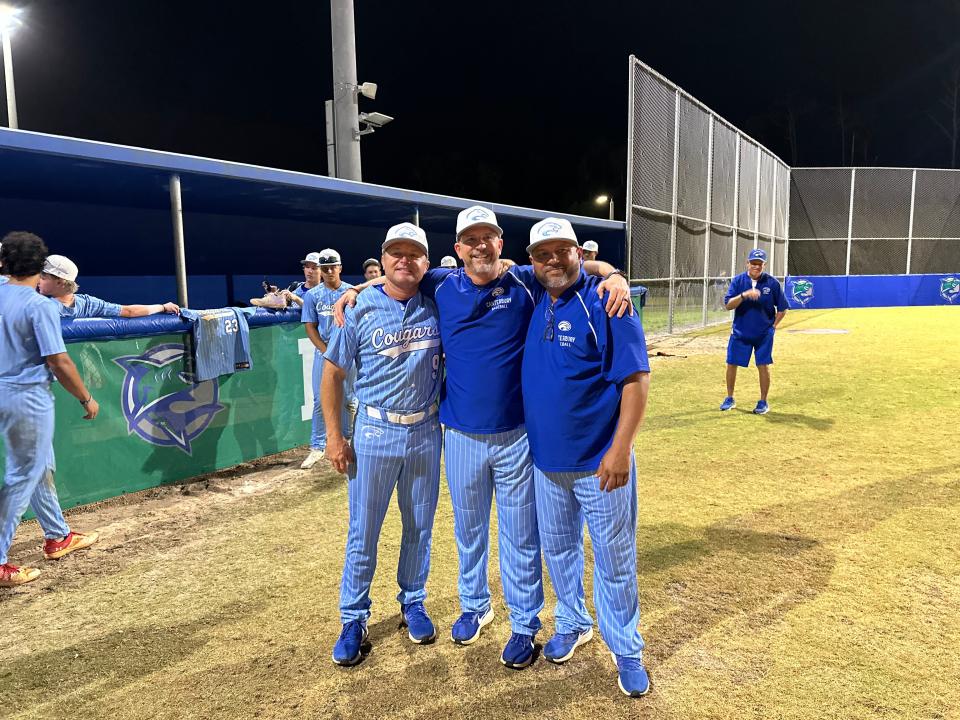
[360,111,393,129]
[358,82,377,100]
[0,4,22,34]
[595,194,610,205]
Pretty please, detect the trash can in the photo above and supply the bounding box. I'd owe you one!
[630,284,647,322]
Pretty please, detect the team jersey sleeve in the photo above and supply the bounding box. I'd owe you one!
[33,300,67,357]
[418,267,453,300]
[723,275,744,304]
[81,294,122,318]
[597,303,650,385]
[301,288,319,324]
[323,304,359,370]
[508,265,546,303]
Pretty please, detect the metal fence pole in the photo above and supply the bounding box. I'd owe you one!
[768,160,778,274]
[906,168,917,274]
[753,147,762,250]
[845,168,856,275]
[667,89,681,333]
[625,56,636,281]
[784,167,792,276]
[731,135,741,280]
[701,115,714,326]
[169,174,189,308]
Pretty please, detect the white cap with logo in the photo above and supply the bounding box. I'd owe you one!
[456,205,503,238]
[44,254,79,282]
[440,255,457,268]
[301,252,322,265]
[317,248,342,266]
[582,240,599,252]
[527,218,578,254]
[383,223,429,254]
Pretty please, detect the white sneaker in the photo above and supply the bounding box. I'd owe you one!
[300,450,325,470]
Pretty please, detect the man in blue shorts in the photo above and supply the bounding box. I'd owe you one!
[720,248,788,415]
[521,217,652,698]
[39,255,180,318]
[321,223,443,666]
[300,248,354,470]
[1,233,101,588]
[334,206,632,669]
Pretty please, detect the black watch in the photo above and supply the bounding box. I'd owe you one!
[604,269,627,281]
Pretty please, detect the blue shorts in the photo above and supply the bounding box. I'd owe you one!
[727,329,775,367]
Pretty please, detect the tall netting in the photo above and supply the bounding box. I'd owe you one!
[790,167,960,275]
[627,57,788,333]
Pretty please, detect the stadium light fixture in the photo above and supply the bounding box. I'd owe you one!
[0,2,22,129]
[595,194,614,220]
[357,81,377,100]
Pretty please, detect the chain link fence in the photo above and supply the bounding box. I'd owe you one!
[627,57,789,334]
[627,57,960,334]
[790,167,960,275]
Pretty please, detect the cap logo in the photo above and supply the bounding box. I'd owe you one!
[397,227,419,238]
[539,222,562,237]
[467,208,489,221]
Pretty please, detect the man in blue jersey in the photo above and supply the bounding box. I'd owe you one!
[1,233,101,588]
[300,248,355,470]
[38,255,180,318]
[521,217,652,698]
[720,249,788,415]
[322,223,443,666]
[279,251,322,309]
[333,206,633,669]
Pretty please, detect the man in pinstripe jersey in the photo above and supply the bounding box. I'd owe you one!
[335,207,632,669]
[522,218,652,698]
[321,223,443,666]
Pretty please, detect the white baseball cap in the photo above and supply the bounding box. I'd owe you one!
[582,240,599,252]
[43,254,79,282]
[317,248,342,266]
[382,223,429,254]
[456,205,503,238]
[440,255,457,268]
[301,252,321,265]
[527,218,578,254]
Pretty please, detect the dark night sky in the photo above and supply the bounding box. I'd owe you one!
[5,0,960,219]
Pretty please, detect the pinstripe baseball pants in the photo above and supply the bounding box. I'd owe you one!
[311,348,355,450]
[444,426,543,635]
[339,410,441,624]
[0,383,71,565]
[533,456,644,658]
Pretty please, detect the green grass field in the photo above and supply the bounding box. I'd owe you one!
[1,306,957,720]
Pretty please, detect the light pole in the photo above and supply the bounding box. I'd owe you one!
[595,194,614,220]
[0,3,21,129]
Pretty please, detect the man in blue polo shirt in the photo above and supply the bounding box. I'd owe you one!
[720,248,788,415]
[522,217,652,698]
[333,206,632,670]
[322,223,443,667]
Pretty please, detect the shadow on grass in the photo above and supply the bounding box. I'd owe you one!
[738,408,835,430]
[0,598,265,715]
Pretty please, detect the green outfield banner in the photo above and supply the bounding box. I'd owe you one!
[2,323,316,510]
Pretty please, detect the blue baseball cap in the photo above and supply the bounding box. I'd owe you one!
[748,248,767,262]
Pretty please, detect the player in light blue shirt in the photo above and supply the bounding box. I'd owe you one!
[38,254,180,319]
[321,223,443,667]
[0,233,101,588]
[280,251,322,309]
[521,218,652,698]
[300,248,355,470]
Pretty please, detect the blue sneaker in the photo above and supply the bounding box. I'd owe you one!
[720,396,736,411]
[500,632,536,669]
[451,607,494,645]
[400,602,437,644]
[332,620,368,666]
[753,400,769,415]
[544,627,593,664]
[613,654,651,697]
